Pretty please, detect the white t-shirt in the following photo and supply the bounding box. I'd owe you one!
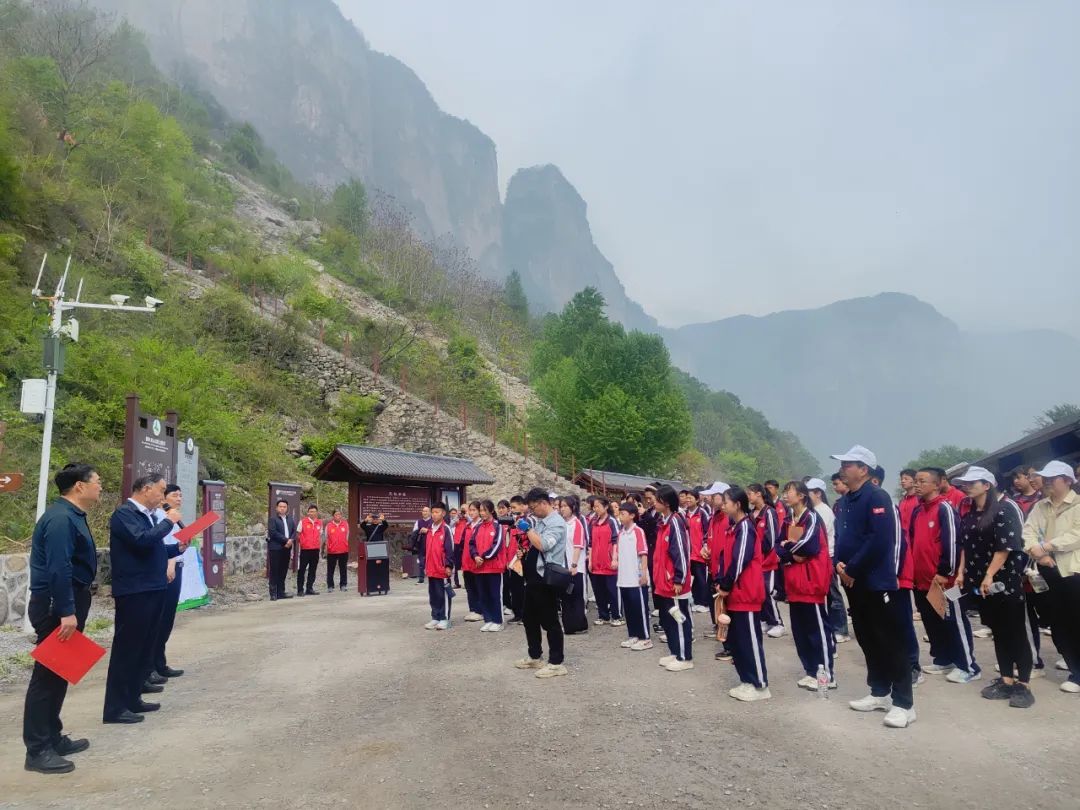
[814,502,836,557]
[616,524,649,588]
[565,516,586,573]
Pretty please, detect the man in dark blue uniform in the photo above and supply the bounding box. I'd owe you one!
[22,463,102,774]
[102,473,185,724]
[832,445,915,729]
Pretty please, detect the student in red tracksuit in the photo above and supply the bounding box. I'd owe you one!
[296,505,323,596]
[911,468,979,682]
[504,496,531,624]
[717,486,770,701]
[458,501,483,622]
[325,509,350,592]
[683,490,711,614]
[558,495,590,635]
[588,496,623,626]
[895,494,923,685]
[423,503,455,630]
[704,488,731,658]
[748,484,785,637]
[470,501,505,632]
[778,482,837,690]
[652,485,693,671]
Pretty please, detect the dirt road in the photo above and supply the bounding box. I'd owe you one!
[1,587,1076,809]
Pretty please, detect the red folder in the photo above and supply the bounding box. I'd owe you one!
[174,510,220,543]
[31,628,107,685]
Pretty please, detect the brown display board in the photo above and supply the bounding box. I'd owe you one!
[122,394,178,497]
[357,484,433,524]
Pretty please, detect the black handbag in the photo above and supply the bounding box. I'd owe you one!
[542,552,573,593]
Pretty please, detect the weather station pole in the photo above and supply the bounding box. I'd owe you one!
[22,254,165,632]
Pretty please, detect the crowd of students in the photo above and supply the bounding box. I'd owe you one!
[416,448,1080,730]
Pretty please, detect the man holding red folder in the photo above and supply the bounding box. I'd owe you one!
[22,463,101,775]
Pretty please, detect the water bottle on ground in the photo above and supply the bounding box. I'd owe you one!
[816,664,829,699]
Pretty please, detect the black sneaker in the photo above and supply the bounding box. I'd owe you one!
[980,678,1013,700]
[53,736,89,756]
[1009,684,1035,709]
[25,749,74,774]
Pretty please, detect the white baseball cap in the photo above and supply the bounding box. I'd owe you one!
[805,477,828,492]
[953,466,997,487]
[830,445,878,468]
[699,481,730,496]
[1034,460,1077,483]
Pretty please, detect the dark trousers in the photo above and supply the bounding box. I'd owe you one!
[452,545,464,588]
[914,588,978,672]
[428,577,452,621]
[1042,566,1080,681]
[728,609,768,688]
[463,571,481,614]
[899,589,921,674]
[268,546,289,597]
[524,582,564,665]
[656,596,693,661]
[23,586,92,756]
[326,553,348,588]
[621,585,651,640]
[505,570,525,619]
[1025,593,1044,668]
[789,601,835,679]
[148,564,182,677]
[690,561,711,607]
[297,548,319,593]
[104,589,166,720]
[761,570,784,627]
[477,573,503,624]
[978,595,1033,682]
[589,572,621,620]
[828,574,849,636]
[847,586,914,710]
[561,573,588,634]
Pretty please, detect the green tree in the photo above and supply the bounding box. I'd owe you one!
[504,270,528,317]
[1029,403,1080,432]
[329,178,369,239]
[904,445,987,472]
[225,122,263,171]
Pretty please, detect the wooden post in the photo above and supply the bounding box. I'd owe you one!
[523,431,528,462]
[372,352,381,376]
[554,448,559,478]
[601,471,607,498]
[343,332,351,361]
[187,251,193,271]
[461,404,467,429]
[401,366,408,393]
[434,392,439,416]
[571,455,576,482]
[145,225,152,247]
[318,322,325,344]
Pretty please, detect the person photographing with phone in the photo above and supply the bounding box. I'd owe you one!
[513,488,569,679]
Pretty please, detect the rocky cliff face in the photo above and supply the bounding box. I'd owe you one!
[502,165,659,333]
[91,0,504,278]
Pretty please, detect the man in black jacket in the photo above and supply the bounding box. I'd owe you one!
[22,463,101,774]
[266,499,297,600]
[103,473,185,725]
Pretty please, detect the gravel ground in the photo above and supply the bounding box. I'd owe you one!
[0,586,1077,809]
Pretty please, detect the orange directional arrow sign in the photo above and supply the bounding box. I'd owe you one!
[0,473,24,493]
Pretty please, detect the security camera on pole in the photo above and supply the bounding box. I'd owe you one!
[19,254,163,632]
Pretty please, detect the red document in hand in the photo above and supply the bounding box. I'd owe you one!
[174,510,220,543]
[31,628,106,685]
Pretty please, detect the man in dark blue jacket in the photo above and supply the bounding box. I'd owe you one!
[103,473,185,724]
[22,463,101,774]
[266,499,297,600]
[832,445,915,729]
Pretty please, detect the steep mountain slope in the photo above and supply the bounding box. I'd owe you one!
[664,293,1080,472]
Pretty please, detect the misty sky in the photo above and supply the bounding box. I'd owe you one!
[336,1,1079,336]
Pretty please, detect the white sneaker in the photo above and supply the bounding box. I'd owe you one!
[503,607,513,617]
[973,627,993,639]
[766,625,786,639]
[849,694,892,712]
[630,639,654,651]
[922,663,954,675]
[435,620,449,630]
[1040,627,1053,636]
[487,623,504,633]
[729,683,772,702]
[658,633,668,643]
[651,609,660,617]
[480,622,493,632]
[424,620,439,630]
[1057,659,1069,671]
[1060,680,1080,693]
[464,612,483,622]
[913,671,926,687]
[620,637,639,648]
[594,619,609,626]
[658,655,676,667]
[514,657,544,669]
[796,675,818,690]
[610,619,626,627]
[883,706,916,728]
[691,604,709,613]
[665,659,695,672]
[834,633,851,644]
[945,668,981,684]
[535,663,568,679]
[1031,666,1046,679]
